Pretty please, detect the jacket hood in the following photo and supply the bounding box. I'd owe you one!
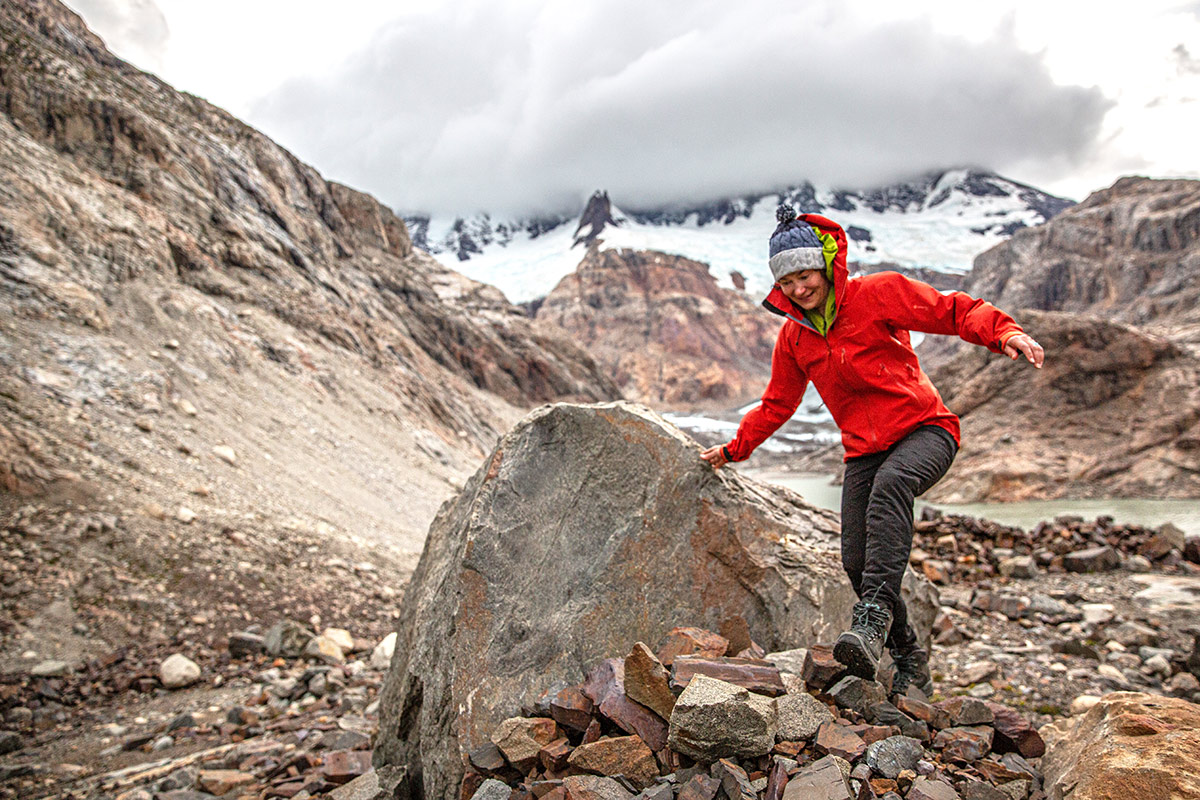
[761,213,850,327]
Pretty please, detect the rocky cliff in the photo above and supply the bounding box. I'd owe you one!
[925,311,1200,502]
[0,0,616,666]
[535,248,779,409]
[967,177,1200,339]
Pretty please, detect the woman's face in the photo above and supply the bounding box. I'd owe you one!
[778,269,831,311]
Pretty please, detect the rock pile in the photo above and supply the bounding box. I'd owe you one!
[910,510,1197,586]
[375,402,939,800]
[443,628,1047,800]
[0,620,396,799]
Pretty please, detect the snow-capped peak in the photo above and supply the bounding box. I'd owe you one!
[404,169,1072,303]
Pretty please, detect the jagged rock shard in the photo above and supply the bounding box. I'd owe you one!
[567,736,658,789]
[375,402,937,800]
[667,674,776,761]
[656,627,731,667]
[984,702,1045,759]
[581,658,667,752]
[669,656,786,696]
[623,643,676,721]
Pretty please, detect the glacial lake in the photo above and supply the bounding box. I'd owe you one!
[751,471,1200,538]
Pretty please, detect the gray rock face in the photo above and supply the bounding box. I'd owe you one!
[264,621,315,658]
[470,779,513,800]
[865,736,924,780]
[775,692,834,741]
[827,676,887,716]
[374,402,938,800]
[667,675,776,761]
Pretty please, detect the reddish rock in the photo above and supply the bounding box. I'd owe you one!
[714,759,757,800]
[198,770,256,795]
[542,788,568,800]
[933,726,994,762]
[764,757,789,800]
[677,774,721,800]
[772,741,804,758]
[567,735,658,789]
[1112,714,1173,736]
[1040,691,1200,800]
[669,656,786,697]
[848,724,898,746]
[581,659,668,751]
[624,643,675,721]
[540,738,573,773]
[935,697,994,727]
[720,617,754,655]
[655,627,729,666]
[1063,546,1120,573]
[550,687,595,733]
[461,771,485,800]
[973,759,1028,785]
[736,643,767,660]
[907,777,960,800]
[493,717,561,772]
[870,779,899,795]
[984,702,1045,758]
[801,644,844,691]
[814,721,867,762]
[582,720,602,745]
[323,750,374,785]
[895,696,951,730]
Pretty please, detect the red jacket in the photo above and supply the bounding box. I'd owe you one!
[726,213,1024,462]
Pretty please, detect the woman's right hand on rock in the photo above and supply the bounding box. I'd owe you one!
[700,444,730,469]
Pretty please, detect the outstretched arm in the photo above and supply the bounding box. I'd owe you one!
[876,272,1042,365]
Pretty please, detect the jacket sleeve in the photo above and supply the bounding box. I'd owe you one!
[725,327,809,461]
[874,272,1024,352]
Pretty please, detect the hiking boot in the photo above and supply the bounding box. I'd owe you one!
[833,600,893,680]
[890,645,934,697]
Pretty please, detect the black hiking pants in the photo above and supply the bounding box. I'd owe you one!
[840,424,957,652]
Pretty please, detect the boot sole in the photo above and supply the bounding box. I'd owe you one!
[833,631,879,680]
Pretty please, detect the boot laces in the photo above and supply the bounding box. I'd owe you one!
[852,601,890,633]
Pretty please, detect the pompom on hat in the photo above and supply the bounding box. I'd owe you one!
[768,203,827,283]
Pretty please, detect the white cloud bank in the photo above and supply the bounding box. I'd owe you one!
[247,0,1109,215]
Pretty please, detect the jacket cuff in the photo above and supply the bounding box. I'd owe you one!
[999,329,1023,349]
[722,445,734,462]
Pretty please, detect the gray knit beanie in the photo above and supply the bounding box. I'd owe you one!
[768,204,824,282]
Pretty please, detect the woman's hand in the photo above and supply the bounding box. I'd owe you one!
[1003,333,1044,369]
[700,445,730,470]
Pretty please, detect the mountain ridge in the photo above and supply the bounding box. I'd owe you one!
[405,170,1074,303]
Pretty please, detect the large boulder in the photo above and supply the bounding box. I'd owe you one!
[1040,691,1200,800]
[374,402,937,800]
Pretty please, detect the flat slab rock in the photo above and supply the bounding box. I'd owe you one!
[375,403,940,800]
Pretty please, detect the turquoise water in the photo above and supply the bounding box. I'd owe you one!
[754,471,1200,537]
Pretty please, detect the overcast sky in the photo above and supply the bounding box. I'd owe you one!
[65,0,1200,216]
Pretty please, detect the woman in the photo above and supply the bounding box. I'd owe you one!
[701,205,1043,696]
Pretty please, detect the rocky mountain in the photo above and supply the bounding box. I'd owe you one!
[926,310,1200,502]
[534,248,779,409]
[966,176,1200,340]
[0,0,616,673]
[406,171,1073,303]
[912,178,1200,502]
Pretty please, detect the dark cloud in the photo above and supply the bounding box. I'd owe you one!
[249,0,1112,215]
[64,0,169,69]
